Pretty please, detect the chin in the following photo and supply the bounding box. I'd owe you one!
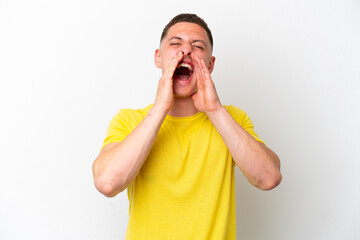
[173,86,197,98]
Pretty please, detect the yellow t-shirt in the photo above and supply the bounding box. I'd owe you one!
[102,104,264,240]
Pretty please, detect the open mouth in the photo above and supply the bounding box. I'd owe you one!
[174,62,194,82]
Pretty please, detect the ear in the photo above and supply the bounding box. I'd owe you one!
[154,49,162,68]
[208,56,216,73]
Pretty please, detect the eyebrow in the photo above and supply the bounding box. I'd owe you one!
[168,37,207,46]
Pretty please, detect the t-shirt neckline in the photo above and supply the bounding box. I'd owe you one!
[165,111,205,121]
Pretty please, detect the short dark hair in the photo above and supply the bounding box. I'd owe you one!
[160,13,213,49]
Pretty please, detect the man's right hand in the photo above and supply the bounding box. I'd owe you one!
[93,52,185,198]
[154,51,184,113]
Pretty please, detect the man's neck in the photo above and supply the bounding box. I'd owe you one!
[168,97,199,117]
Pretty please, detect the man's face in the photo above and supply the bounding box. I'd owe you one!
[155,22,215,97]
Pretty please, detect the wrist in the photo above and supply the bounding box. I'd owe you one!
[206,105,226,120]
[205,102,224,115]
[150,104,170,119]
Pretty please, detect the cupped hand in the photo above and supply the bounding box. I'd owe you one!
[154,51,184,113]
[191,53,222,113]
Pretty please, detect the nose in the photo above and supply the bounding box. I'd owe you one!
[181,42,192,55]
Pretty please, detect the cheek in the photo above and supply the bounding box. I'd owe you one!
[195,52,211,63]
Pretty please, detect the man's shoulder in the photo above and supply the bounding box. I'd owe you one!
[115,104,153,118]
[108,104,153,127]
[223,105,246,116]
[223,104,252,126]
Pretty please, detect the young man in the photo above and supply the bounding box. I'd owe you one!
[92,14,281,239]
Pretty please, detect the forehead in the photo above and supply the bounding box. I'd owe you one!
[164,22,209,43]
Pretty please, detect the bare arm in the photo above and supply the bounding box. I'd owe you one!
[92,106,167,197]
[191,53,282,190]
[207,108,282,190]
[92,51,185,197]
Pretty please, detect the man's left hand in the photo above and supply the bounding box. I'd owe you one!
[190,53,222,113]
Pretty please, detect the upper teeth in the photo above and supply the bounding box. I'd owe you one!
[177,63,193,71]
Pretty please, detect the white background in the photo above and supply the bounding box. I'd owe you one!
[1,0,359,239]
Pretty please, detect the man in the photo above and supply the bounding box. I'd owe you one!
[92,13,282,239]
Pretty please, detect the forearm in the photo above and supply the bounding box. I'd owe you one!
[93,106,167,197]
[207,107,282,190]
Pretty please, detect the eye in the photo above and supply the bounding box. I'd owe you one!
[170,42,181,46]
[194,45,204,50]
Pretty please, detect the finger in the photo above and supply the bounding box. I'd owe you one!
[191,52,201,70]
[191,53,203,79]
[196,58,215,89]
[164,51,183,78]
[191,54,204,88]
[194,65,203,89]
[159,52,182,89]
[200,58,212,81]
[193,53,207,78]
[196,59,207,88]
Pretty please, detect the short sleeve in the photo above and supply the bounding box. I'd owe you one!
[101,109,144,151]
[224,105,266,145]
